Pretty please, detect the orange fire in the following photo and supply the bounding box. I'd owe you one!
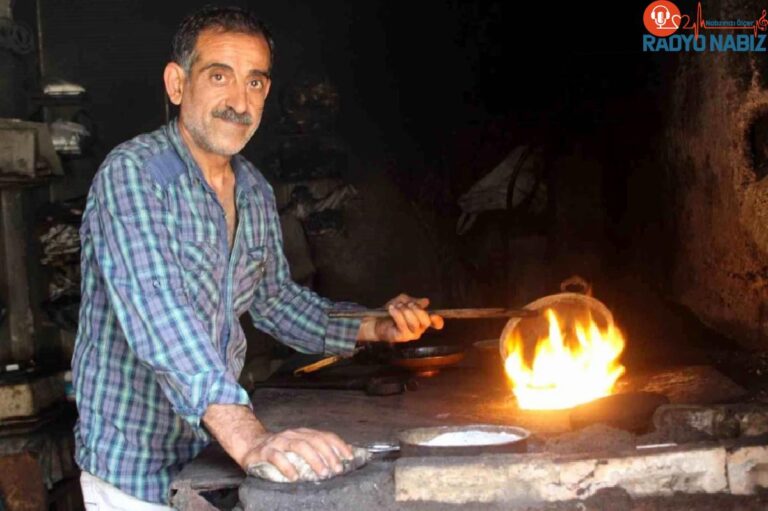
[503,308,626,410]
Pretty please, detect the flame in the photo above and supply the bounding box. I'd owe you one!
[503,308,626,410]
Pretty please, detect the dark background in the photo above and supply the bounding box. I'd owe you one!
[8,0,747,370]
[26,0,656,154]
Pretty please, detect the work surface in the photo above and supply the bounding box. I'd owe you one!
[171,361,562,509]
[170,360,562,503]
[170,353,748,506]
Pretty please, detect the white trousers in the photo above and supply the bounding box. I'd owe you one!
[80,471,173,511]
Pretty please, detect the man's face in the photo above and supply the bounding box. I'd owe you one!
[177,28,272,156]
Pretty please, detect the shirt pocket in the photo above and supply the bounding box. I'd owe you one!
[233,245,267,315]
[180,240,223,318]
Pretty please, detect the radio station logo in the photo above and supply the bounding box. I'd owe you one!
[644,1,681,37]
[643,1,768,52]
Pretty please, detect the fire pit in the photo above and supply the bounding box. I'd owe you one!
[500,290,626,410]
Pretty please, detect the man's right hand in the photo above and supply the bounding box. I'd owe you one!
[203,404,356,482]
[241,428,354,481]
[357,294,444,343]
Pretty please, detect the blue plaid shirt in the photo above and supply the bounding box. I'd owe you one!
[72,119,361,503]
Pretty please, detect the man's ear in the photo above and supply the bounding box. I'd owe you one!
[164,62,186,106]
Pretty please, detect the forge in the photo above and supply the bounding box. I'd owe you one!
[170,299,768,511]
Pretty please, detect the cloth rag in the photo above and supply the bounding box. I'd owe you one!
[246,446,370,483]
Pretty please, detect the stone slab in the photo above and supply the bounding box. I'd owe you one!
[238,461,395,511]
[395,445,730,504]
[727,445,768,495]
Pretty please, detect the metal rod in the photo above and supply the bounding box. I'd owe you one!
[328,308,538,319]
[35,0,45,81]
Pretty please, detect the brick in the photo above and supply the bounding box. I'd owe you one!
[395,445,728,504]
[727,445,768,495]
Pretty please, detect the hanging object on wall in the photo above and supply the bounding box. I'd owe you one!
[0,17,33,55]
[50,120,90,155]
[456,145,547,235]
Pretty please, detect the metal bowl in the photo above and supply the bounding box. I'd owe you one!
[499,292,615,360]
[398,424,530,457]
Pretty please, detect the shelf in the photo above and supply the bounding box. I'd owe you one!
[0,175,56,189]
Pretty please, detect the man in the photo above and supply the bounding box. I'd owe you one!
[72,6,444,509]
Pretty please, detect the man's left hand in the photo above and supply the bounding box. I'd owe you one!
[357,294,444,343]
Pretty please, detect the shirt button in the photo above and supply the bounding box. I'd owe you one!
[152,280,160,288]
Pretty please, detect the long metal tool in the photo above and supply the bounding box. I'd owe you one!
[328,307,538,319]
[295,308,537,376]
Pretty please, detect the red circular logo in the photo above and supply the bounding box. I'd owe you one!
[644,1,681,37]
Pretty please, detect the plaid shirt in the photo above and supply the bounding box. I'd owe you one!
[72,119,361,504]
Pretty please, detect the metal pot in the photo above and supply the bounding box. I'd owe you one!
[499,277,615,361]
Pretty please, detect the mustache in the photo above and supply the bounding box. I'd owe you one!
[211,107,253,126]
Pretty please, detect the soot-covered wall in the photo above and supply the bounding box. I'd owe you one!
[667,0,768,350]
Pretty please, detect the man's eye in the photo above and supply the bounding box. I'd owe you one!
[250,79,263,89]
[212,73,224,82]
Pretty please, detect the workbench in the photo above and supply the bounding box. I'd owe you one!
[169,353,752,510]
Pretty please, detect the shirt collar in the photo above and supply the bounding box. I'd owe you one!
[166,118,260,199]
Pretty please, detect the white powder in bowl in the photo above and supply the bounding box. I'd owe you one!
[422,430,523,447]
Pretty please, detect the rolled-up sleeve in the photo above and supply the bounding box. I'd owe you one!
[248,182,362,356]
[91,155,251,431]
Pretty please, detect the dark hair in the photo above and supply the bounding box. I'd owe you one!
[172,5,275,73]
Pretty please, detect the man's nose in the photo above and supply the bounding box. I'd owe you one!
[226,82,249,115]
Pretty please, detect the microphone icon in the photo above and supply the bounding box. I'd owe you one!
[644,1,680,36]
[651,5,671,28]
